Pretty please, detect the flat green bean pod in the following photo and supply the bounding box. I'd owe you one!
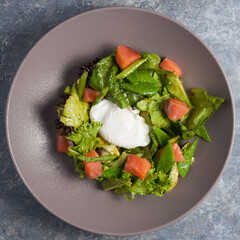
[116,58,147,79]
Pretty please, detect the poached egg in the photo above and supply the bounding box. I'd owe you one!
[90,99,150,149]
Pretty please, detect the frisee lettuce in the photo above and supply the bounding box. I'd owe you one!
[115,164,179,200]
[67,121,101,156]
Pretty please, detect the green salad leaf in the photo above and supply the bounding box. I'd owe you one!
[115,164,179,200]
[103,152,128,170]
[161,73,192,108]
[178,138,198,177]
[195,125,211,142]
[67,121,101,156]
[93,64,143,108]
[139,112,159,157]
[115,169,157,199]
[156,142,175,173]
[102,171,132,191]
[182,124,211,142]
[55,49,225,199]
[127,69,160,85]
[153,126,170,147]
[60,92,89,128]
[121,82,160,96]
[101,168,122,179]
[104,65,131,108]
[90,55,114,91]
[187,88,224,130]
[139,52,161,70]
[137,93,170,127]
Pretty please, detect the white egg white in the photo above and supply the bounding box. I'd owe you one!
[90,99,150,149]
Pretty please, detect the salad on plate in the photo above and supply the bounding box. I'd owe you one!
[55,46,224,199]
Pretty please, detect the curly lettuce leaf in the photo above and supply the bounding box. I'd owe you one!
[60,92,89,128]
[125,147,149,158]
[157,163,179,193]
[114,169,157,199]
[115,164,179,200]
[67,121,101,156]
[74,159,85,178]
[102,171,132,191]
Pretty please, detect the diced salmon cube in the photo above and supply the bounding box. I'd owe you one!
[116,46,141,69]
[84,150,102,179]
[163,98,189,121]
[124,154,151,180]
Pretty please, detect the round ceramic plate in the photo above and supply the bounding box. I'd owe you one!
[6,7,234,236]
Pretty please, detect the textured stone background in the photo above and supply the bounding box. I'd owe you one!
[0,0,239,239]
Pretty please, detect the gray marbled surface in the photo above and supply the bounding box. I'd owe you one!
[0,0,239,239]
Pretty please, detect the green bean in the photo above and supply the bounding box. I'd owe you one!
[143,146,152,160]
[168,135,180,144]
[182,130,196,140]
[92,87,109,106]
[181,142,191,152]
[105,66,119,92]
[171,121,182,136]
[162,73,192,108]
[101,168,122,178]
[140,111,152,126]
[77,71,88,101]
[182,125,211,142]
[153,126,170,147]
[125,91,143,106]
[195,125,211,142]
[188,108,208,130]
[178,138,198,177]
[77,154,117,162]
[156,142,175,173]
[71,81,78,94]
[64,86,71,95]
[89,56,114,91]
[105,152,128,169]
[107,93,129,109]
[116,58,147,79]
[140,112,158,157]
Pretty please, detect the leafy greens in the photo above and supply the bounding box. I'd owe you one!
[55,48,225,200]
